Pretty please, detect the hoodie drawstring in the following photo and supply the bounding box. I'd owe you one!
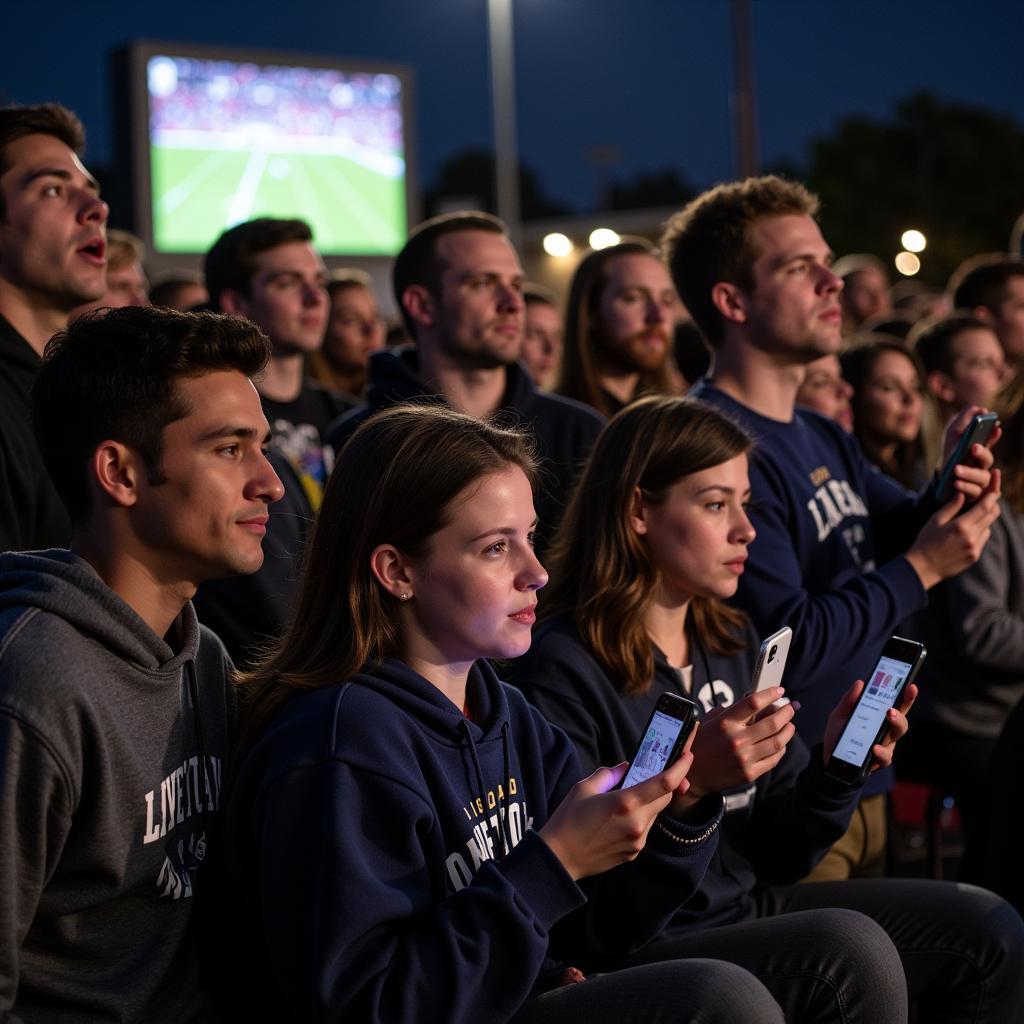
[459,718,514,857]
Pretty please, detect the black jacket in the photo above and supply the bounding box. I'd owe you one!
[327,348,604,553]
[0,315,71,552]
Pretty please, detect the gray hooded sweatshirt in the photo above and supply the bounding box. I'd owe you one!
[0,549,233,1023]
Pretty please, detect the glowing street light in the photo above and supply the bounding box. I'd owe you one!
[589,228,621,250]
[901,229,927,253]
[542,232,574,258]
[894,251,921,276]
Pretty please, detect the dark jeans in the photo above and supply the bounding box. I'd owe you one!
[769,880,1024,1022]
[513,959,784,1024]
[626,905,905,1024]
[618,879,1024,1023]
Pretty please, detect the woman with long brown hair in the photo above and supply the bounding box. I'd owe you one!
[516,394,1024,1023]
[220,403,797,1023]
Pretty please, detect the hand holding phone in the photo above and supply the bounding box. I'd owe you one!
[936,410,999,504]
[751,626,792,708]
[825,636,925,785]
[688,686,795,798]
[620,692,699,789]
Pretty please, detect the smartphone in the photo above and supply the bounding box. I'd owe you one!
[751,626,792,704]
[935,411,999,503]
[825,636,927,786]
[620,692,699,789]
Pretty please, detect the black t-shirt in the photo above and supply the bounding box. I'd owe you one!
[262,382,352,508]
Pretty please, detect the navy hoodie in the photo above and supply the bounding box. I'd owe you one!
[691,381,937,794]
[516,617,862,933]
[223,658,723,1022]
[326,348,604,554]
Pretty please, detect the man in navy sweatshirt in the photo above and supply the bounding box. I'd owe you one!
[328,211,603,555]
[661,176,1000,878]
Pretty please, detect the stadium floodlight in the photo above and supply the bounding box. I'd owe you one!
[901,229,927,253]
[894,251,921,276]
[589,228,620,250]
[543,233,574,258]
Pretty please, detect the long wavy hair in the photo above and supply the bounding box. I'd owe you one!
[542,395,751,696]
[557,239,674,416]
[238,403,537,744]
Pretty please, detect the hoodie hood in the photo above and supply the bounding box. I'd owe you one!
[0,548,199,673]
[365,346,537,418]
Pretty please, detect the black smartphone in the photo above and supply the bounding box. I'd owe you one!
[620,692,699,789]
[935,411,999,503]
[825,636,927,786]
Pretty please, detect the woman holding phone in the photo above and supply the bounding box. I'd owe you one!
[516,395,1024,1023]
[221,405,789,1023]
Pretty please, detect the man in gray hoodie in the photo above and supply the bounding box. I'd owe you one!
[0,305,283,1021]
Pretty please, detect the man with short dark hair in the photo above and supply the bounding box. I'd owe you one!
[663,175,1000,879]
[206,217,350,506]
[0,304,283,1021]
[949,254,1024,366]
[0,102,108,551]
[329,211,603,553]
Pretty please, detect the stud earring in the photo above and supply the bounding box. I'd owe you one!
[399,592,412,602]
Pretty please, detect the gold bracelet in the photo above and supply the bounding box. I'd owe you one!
[655,815,720,847]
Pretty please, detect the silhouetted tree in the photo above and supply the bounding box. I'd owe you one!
[806,93,1024,285]
[607,168,696,211]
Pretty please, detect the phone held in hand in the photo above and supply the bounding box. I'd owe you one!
[751,626,792,706]
[620,692,699,790]
[825,636,927,786]
[935,411,999,503]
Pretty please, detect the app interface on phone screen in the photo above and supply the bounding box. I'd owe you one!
[832,656,910,766]
[623,710,685,788]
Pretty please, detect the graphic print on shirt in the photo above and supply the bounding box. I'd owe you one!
[445,774,533,891]
[141,753,222,901]
[269,418,333,509]
[805,466,873,569]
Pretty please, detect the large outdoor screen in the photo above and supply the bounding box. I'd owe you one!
[123,43,412,257]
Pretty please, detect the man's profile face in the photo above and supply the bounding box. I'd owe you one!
[0,133,108,310]
[737,214,843,363]
[594,252,680,374]
[431,230,524,369]
[131,370,284,584]
[231,241,328,355]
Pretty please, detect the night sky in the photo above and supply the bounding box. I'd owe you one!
[4,0,1022,215]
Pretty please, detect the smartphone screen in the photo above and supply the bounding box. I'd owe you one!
[622,706,691,788]
[831,654,914,769]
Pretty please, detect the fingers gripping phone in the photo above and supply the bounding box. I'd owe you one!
[935,411,999,503]
[620,692,699,789]
[751,626,792,706]
[826,636,927,786]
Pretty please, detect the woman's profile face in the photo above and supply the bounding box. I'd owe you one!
[400,465,548,670]
[857,350,923,446]
[633,453,755,605]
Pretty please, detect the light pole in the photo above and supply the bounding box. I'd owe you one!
[487,0,522,249]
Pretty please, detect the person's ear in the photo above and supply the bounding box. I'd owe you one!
[90,441,143,509]
[402,285,436,330]
[628,486,649,536]
[710,282,748,326]
[370,543,416,600]
[218,288,250,317]
[927,369,956,405]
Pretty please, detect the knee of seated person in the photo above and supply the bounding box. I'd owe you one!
[678,959,784,1023]
[951,882,1024,954]
[806,908,903,972]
